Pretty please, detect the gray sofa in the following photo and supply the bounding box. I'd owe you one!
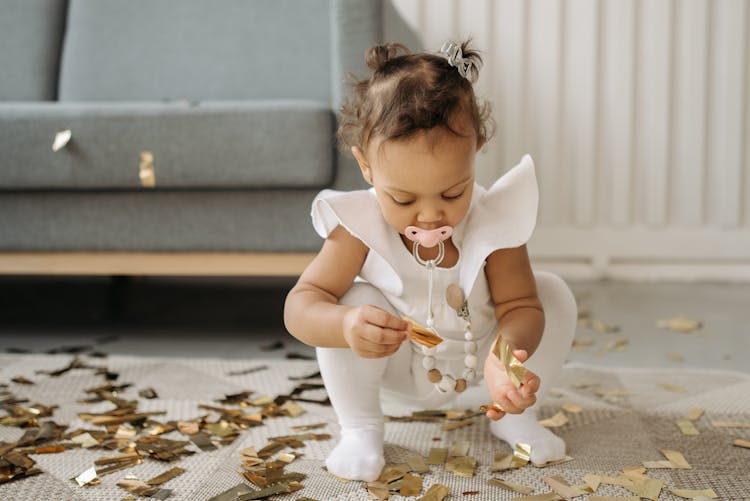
[0,0,381,257]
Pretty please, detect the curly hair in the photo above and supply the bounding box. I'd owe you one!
[337,40,494,154]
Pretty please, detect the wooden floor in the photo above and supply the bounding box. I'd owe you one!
[0,252,317,276]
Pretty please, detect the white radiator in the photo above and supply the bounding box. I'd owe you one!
[385,0,750,281]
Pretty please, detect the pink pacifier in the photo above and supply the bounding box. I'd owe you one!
[404,226,453,248]
[405,225,453,267]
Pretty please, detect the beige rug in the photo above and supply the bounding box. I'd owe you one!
[1,354,748,500]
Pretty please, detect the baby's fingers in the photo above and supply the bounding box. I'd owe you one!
[362,305,409,331]
[520,373,540,398]
[507,388,537,410]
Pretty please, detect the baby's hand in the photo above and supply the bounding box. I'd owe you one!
[483,347,540,420]
[342,305,409,358]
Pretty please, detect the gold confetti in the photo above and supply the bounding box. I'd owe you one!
[487,477,534,494]
[579,316,620,333]
[146,466,185,485]
[676,419,699,435]
[403,317,444,347]
[686,408,704,421]
[583,473,601,491]
[447,441,469,457]
[71,432,99,448]
[400,474,423,496]
[532,455,574,468]
[279,401,306,417]
[666,352,685,362]
[657,382,687,393]
[72,466,98,487]
[643,449,691,469]
[605,337,629,351]
[538,411,569,428]
[595,389,635,399]
[670,488,718,499]
[445,455,475,477]
[711,420,750,428]
[139,151,156,188]
[625,477,663,500]
[441,418,474,431]
[734,439,750,449]
[544,474,587,497]
[562,404,583,413]
[406,455,430,473]
[426,447,448,465]
[589,497,639,501]
[514,493,562,501]
[493,337,527,388]
[416,484,450,501]
[52,129,72,151]
[658,316,702,333]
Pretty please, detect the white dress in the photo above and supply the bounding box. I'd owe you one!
[311,155,541,406]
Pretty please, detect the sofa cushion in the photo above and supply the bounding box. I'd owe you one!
[0,190,321,252]
[0,0,68,100]
[59,0,332,102]
[0,101,334,190]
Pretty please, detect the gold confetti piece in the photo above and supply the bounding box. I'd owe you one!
[572,337,594,347]
[441,418,474,431]
[71,432,99,448]
[661,449,691,468]
[658,316,702,332]
[513,493,562,501]
[572,381,599,389]
[710,420,750,428]
[139,151,156,188]
[403,316,444,347]
[579,317,620,333]
[366,482,390,500]
[666,352,685,362]
[493,337,527,388]
[445,455,476,477]
[487,477,534,494]
[598,475,636,487]
[670,488,719,499]
[250,396,274,406]
[589,497,639,501]
[146,466,185,486]
[544,474,587,498]
[208,483,254,501]
[562,404,583,413]
[72,466,98,487]
[657,382,687,393]
[279,401,305,417]
[538,411,569,428]
[605,337,629,351]
[416,483,450,501]
[426,447,448,465]
[400,473,423,496]
[734,439,750,449]
[686,408,704,421]
[11,376,34,385]
[290,422,326,432]
[677,419,699,435]
[407,455,430,473]
[52,129,72,151]
[625,477,663,501]
[583,473,601,491]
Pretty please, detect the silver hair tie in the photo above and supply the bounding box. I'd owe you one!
[440,41,473,79]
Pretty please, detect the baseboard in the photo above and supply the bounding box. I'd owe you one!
[0,252,318,276]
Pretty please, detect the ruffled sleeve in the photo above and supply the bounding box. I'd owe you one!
[458,154,539,295]
[311,188,404,296]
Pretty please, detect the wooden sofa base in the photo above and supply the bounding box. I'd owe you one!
[0,252,317,276]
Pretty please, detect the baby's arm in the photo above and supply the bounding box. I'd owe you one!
[284,225,408,357]
[483,244,544,419]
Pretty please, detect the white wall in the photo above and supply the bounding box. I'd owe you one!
[385,0,750,281]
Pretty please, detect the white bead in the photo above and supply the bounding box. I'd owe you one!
[463,330,474,341]
[426,317,435,327]
[437,375,455,393]
[422,356,436,370]
[464,354,478,369]
[464,341,477,354]
[420,345,436,357]
[462,368,476,381]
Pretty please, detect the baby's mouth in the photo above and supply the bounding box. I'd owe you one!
[403,225,454,248]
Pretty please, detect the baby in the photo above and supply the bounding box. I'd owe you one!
[284,41,577,482]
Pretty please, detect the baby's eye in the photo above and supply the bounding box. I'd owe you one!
[391,196,414,206]
[442,191,465,201]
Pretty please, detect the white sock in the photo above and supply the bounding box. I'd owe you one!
[489,409,566,465]
[325,425,385,482]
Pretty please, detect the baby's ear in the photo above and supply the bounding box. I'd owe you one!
[352,146,373,185]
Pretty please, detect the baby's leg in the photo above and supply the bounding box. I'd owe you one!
[316,282,396,481]
[488,271,577,465]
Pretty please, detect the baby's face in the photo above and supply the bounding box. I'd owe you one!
[359,128,477,238]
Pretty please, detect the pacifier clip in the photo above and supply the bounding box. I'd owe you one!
[404,226,478,394]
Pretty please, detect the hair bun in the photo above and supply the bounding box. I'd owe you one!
[365,43,409,71]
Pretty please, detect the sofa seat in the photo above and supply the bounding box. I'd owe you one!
[0,100,334,190]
